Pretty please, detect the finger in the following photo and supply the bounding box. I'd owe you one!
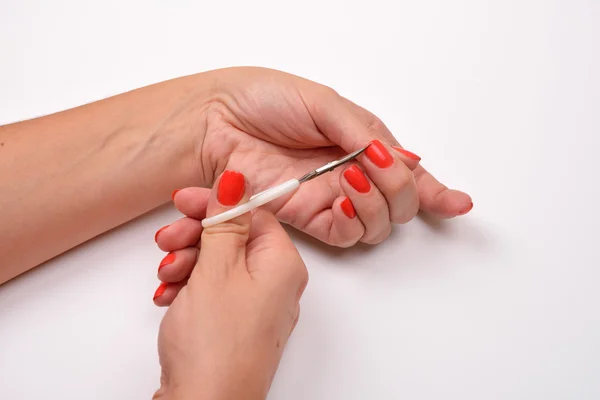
[152,280,187,307]
[330,195,365,247]
[339,97,422,169]
[413,165,473,218]
[359,140,420,224]
[246,209,308,292]
[154,217,203,252]
[196,170,252,280]
[340,164,392,244]
[302,196,365,248]
[172,187,211,219]
[305,89,380,152]
[390,146,421,171]
[335,97,472,217]
[157,248,199,283]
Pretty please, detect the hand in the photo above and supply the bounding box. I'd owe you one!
[193,67,472,247]
[154,171,308,400]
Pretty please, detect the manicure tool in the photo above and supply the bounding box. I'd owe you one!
[201,146,369,228]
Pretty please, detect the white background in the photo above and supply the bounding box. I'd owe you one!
[1,1,599,399]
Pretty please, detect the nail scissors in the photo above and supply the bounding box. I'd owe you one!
[201,146,369,228]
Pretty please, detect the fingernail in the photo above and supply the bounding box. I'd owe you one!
[154,225,169,242]
[153,282,168,301]
[341,197,356,218]
[365,140,394,168]
[392,146,421,161]
[171,189,180,200]
[457,202,473,215]
[343,165,371,193]
[158,253,176,271]
[218,170,246,206]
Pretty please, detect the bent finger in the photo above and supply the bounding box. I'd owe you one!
[155,217,203,252]
[157,247,199,283]
[340,164,391,244]
[152,280,187,307]
[172,187,211,219]
[359,140,420,224]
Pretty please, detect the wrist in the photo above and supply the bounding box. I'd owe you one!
[144,73,216,190]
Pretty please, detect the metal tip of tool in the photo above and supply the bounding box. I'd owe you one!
[298,145,369,183]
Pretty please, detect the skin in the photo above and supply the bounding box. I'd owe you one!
[0,66,471,284]
[0,67,472,398]
[155,173,308,399]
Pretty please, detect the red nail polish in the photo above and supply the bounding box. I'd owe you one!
[218,170,246,206]
[153,282,168,300]
[158,253,176,271]
[171,189,180,200]
[341,197,356,218]
[365,140,394,168]
[343,165,371,193]
[457,202,473,215]
[392,146,421,161]
[154,225,169,242]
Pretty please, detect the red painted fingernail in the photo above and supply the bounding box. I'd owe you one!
[171,189,180,200]
[457,202,474,216]
[365,140,394,168]
[153,282,168,301]
[343,165,371,193]
[392,146,421,161]
[341,197,356,219]
[158,253,176,271]
[154,225,169,242]
[218,170,246,206]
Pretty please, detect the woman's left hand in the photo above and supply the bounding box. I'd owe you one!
[183,67,472,248]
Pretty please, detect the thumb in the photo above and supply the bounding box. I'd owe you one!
[305,87,412,158]
[197,170,253,278]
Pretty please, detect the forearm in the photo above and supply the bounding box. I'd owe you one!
[0,74,213,283]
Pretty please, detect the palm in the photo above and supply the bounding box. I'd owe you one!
[200,67,472,245]
[155,68,473,307]
[203,69,356,243]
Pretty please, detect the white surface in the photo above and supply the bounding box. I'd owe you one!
[1,1,599,399]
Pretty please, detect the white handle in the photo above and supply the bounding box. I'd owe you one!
[201,179,300,228]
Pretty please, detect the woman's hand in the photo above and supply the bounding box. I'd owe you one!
[154,171,307,400]
[0,66,470,281]
[194,67,472,247]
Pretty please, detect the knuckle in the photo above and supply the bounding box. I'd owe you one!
[362,224,392,245]
[335,228,363,248]
[365,116,385,134]
[390,171,414,193]
[321,84,340,98]
[299,268,309,292]
[336,237,361,248]
[202,222,250,244]
[391,200,420,224]
[330,224,363,248]
[292,259,309,287]
[390,182,420,224]
[361,200,385,219]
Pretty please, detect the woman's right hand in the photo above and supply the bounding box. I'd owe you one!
[154,172,308,399]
